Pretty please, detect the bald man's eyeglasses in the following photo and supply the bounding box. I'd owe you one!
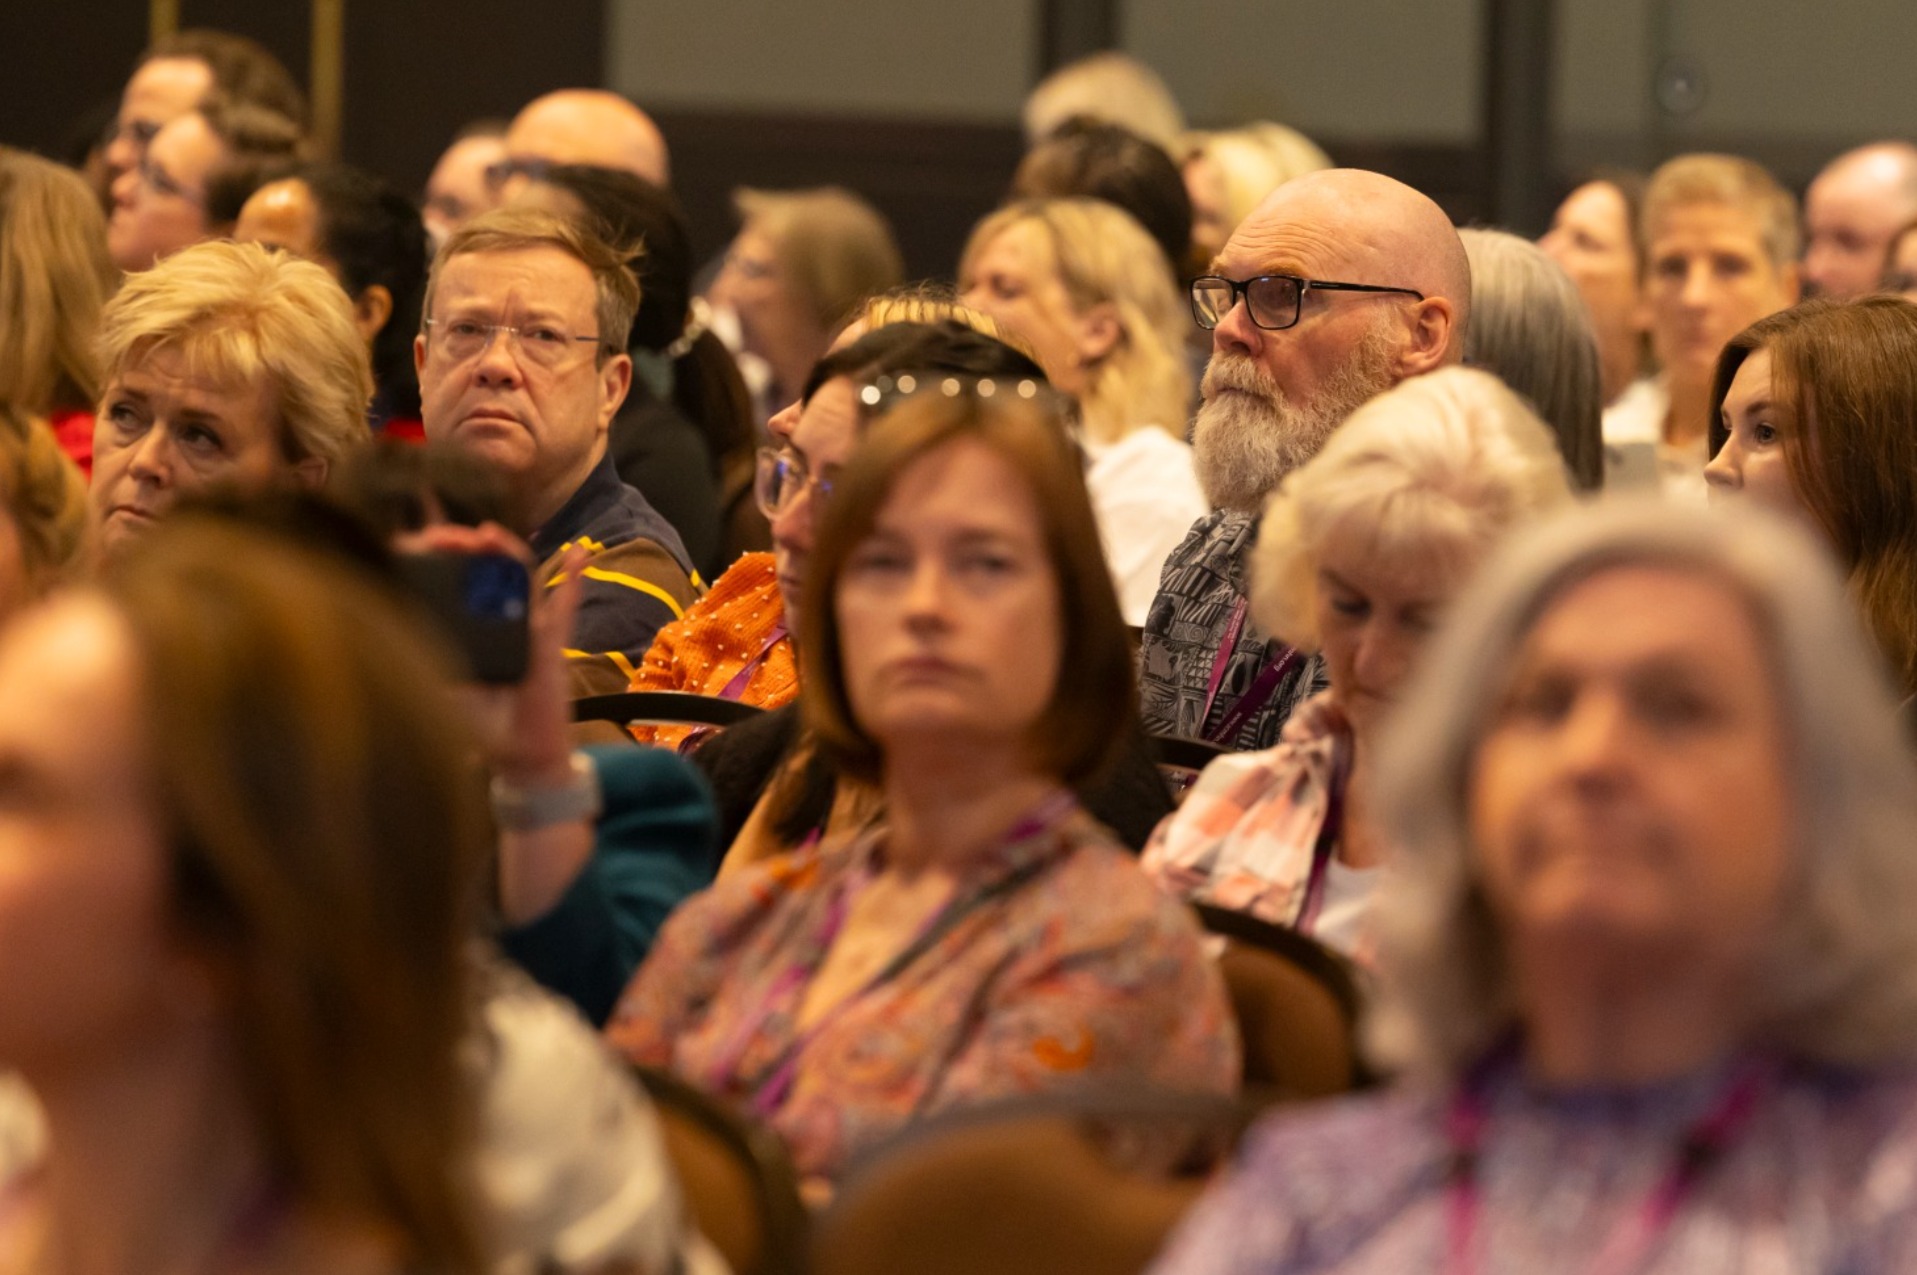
[483,156,556,193]
[1190,274,1425,332]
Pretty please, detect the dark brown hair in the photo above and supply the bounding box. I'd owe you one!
[102,516,488,1271]
[1710,296,1917,697]
[799,389,1133,786]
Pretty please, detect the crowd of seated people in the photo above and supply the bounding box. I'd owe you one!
[7,29,1917,1274]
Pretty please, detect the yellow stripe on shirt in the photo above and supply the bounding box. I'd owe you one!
[579,566,688,619]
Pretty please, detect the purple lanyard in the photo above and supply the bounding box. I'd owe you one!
[1443,1050,1769,1275]
[716,623,788,702]
[705,790,1078,1118]
[1199,598,1297,746]
[1292,747,1348,934]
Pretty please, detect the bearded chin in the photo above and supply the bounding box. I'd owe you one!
[1192,329,1403,513]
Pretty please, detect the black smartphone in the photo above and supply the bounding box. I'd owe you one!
[397,551,531,684]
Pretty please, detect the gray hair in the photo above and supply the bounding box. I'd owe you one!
[1459,227,1604,492]
[1251,366,1576,651]
[1366,498,1917,1079]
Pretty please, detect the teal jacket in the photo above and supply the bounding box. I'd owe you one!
[498,746,721,1026]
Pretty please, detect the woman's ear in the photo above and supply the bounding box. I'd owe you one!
[1074,301,1122,367]
[352,285,394,345]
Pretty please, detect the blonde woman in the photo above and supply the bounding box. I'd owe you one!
[88,238,372,562]
[1181,122,1332,270]
[1141,368,1573,960]
[961,197,1204,622]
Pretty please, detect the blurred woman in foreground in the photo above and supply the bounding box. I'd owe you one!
[1151,500,1917,1273]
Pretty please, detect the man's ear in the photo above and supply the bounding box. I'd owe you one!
[352,285,394,345]
[414,332,428,376]
[1398,296,1457,376]
[597,352,633,432]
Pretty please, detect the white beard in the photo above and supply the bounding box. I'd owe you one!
[1192,325,1402,513]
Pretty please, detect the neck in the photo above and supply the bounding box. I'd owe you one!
[1512,943,1747,1087]
[518,446,604,540]
[879,740,1061,876]
[22,1026,271,1275]
[1663,373,1714,448]
[1597,333,1640,407]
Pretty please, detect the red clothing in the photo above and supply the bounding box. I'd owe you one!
[47,409,92,480]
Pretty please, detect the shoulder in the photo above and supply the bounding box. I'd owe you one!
[1029,818,1211,946]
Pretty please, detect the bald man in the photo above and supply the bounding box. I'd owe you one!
[1803,141,1917,299]
[496,90,670,201]
[1139,168,1470,750]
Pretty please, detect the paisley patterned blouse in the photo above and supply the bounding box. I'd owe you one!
[607,798,1240,1182]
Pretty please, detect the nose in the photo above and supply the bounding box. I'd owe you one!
[1678,260,1714,309]
[902,557,955,628]
[110,166,140,211]
[125,425,176,486]
[1209,293,1262,359]
[471,328,524,387]
[1703,436,1739,494]
[1351,621,1414,698]
[1554,688,1633,790]
[766,399,801,444]
[769,483,815,557]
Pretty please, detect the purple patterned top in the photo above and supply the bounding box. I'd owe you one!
[1149,1055,1917,1273]
[608,800,1240,1182]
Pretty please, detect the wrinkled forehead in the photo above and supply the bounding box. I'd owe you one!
[431,246,597,319]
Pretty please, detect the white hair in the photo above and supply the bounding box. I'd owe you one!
[1366,498,1917,1079]
[1250,366,1577,650]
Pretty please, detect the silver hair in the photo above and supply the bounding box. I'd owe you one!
[1459,228,1604,492]
[1249,366,1575,652]
[1366,498,1917,1078]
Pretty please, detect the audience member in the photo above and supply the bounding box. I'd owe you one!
[0,517,492,1272]
[1150,499,1917,1274]
[608,383,1237,1190]
[518,165,758,577]
[1880,216,1917,302]
[496,89,670,197]
[1181,123,1333,273]
[1607,154,1799,502]
[1022,51,1185,153]
[707,186,905,416]
[0,148,117,475]
[1802,140,1917,300]
[422,119,508,252]
[1140,168,1471,750]
[1142,368,1573,961]
[89,239,371,561]
[1706,296,1917,704]
[235,163,430,436]
[1010,118,1194,278]
[106,98,303,272]
[415,207,699,694]
[0,405,88,620]
[1458,227,1604,490]
[99,28,306,202]
[960,198,1204,620]
[1538,169,1651,411]
[621,301,1037,759]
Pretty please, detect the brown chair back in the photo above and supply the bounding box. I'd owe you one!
[1192,903,1366,1099]
[633,1065,809,1275]
[813,1090,1249,1275]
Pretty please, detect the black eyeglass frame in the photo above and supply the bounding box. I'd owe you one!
[1189,273,1426,332]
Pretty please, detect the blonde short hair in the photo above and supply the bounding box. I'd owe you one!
[850,285,1042,366]
[426,206,640,358]
[0,148,117,415]
[1643,152,1800,272]
[1023,51,1185,151]
[98,240,372,472]
[960,198,1190,445]
[734,187,904,333]
[0,404,88,603]
[1251,366,1575,651]
[1368,500,1917,1079]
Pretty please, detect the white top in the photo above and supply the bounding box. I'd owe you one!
[1601,377,1708,505]
[1083,428,1209,625]
[1309,858,1382,963]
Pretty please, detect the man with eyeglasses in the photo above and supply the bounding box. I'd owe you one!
[417,207,699,697]
[488,90,671,209]
[106,99,302,273]
[1139,168,1471,751]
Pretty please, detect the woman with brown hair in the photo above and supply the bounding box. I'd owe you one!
[1705,296,1917,702]
[0,148,118,476]
[0,516,489,1272]
[607,384,1236,1191]
[0,404,89,621]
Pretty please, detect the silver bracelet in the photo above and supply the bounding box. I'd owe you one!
[490,751,602,831]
